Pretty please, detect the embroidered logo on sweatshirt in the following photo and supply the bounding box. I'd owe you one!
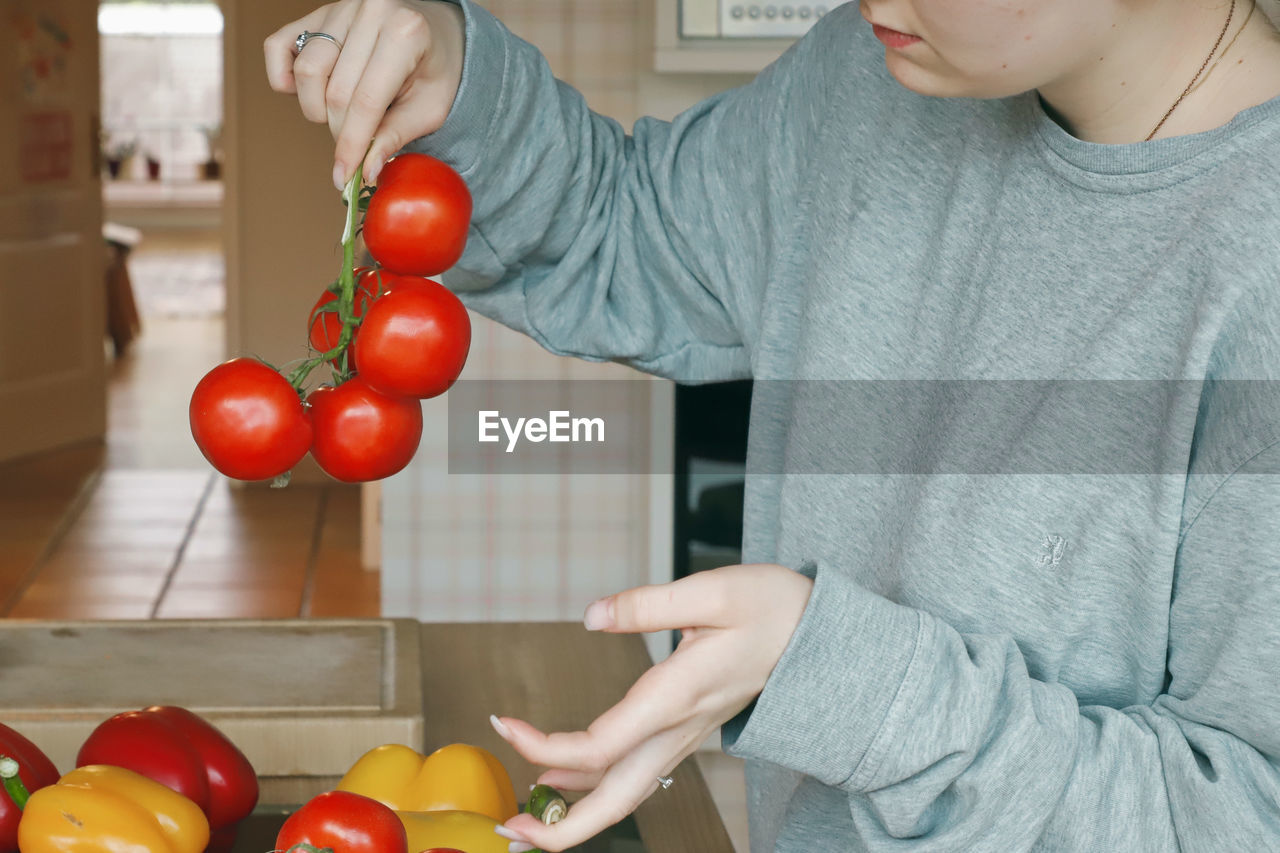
[1037,534,1067,568]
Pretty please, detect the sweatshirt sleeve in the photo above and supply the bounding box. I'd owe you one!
[722,439,1280,850]
[401,0,835,381]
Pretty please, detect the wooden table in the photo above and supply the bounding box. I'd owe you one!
[0,620,733,852]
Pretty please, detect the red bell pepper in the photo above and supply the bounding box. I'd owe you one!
[76,705,258,831]
[0,722,59,853]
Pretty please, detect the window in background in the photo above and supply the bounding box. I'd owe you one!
[99,1,222,182]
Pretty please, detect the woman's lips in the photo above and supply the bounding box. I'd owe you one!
[871,23,922,49]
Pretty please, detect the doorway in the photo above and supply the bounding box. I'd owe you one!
[0,1,376,620]
[99,0,225,469]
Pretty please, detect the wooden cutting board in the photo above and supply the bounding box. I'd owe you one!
[0,618,422,776]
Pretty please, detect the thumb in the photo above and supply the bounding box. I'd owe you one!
[364,98,436,184]
[363,129,402,186]
[584,572,727,634]
[364,116,411,184]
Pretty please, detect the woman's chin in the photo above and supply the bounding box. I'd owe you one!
[882,53,955,96]
[882,52,1026,100]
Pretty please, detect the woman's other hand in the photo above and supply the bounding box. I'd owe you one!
[490,564,814,852]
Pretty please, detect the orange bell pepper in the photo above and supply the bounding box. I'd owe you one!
[18,765,210,853]
[336,743,517,822]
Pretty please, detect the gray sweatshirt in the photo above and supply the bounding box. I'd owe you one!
[415,2,1280,849]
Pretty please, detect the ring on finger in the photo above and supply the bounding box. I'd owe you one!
[656,775,674,790]
[294,31,342,55]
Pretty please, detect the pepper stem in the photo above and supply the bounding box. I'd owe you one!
[0,755,30,811]
[527,784,568,825]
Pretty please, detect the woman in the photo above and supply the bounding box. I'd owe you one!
[266,1,1280,850]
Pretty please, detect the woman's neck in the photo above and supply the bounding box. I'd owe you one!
[1039,1,1280,143]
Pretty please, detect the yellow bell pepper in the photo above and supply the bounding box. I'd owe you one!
[337,743,518,822]
[397,808,509,853]
[18,765,210,853]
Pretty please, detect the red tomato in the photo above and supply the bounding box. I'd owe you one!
[307,268,382,368]
[353,277,471,399]
[308,377,423,483]
[363,153,472,276]
[190,358,312,481]
[276,791,407,853]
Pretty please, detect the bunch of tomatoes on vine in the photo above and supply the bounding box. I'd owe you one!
[189,153,471,485]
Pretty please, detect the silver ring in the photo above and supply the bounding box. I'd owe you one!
[657,775,674,790]
[294,31,342,54]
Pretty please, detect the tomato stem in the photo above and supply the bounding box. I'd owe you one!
[335,163,361,358]
[0,755,30,811]
[285,159,368,396]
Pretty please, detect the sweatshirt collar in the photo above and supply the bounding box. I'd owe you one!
[1022,89,1280,191]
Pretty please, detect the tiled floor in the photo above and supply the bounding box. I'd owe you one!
[0,300,376,621]
[0,232,748,851]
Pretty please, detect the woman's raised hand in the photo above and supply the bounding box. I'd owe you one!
[264,0,466,189]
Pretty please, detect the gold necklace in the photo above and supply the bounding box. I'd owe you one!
[1186,0,1256,98]
[1146,0,1237,141]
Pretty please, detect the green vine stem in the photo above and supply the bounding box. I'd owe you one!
[0,755,30,811]
[285,159,367,396]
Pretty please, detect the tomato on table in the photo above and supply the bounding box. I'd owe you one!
[276,790,407,853]
[363,153,472,277]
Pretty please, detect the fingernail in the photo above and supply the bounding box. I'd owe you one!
[490,713,513,739]
[494,824,530,842]
[510,844,536,853]
[332,163,346,191]
[366,159,381,184]
[584,597,614,631]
